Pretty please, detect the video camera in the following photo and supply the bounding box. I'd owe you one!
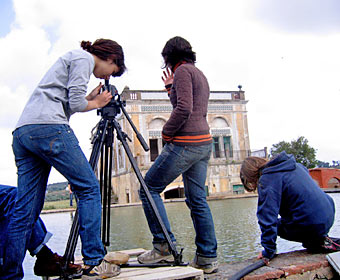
[97,79,125,118]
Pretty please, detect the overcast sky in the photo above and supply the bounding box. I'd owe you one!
[0,0,339,186]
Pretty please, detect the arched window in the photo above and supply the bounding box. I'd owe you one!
[211,117,232,158]
[328,178,340,188]
[148,118,166,161]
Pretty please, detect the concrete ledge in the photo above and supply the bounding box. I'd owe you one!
[206,250,337,280]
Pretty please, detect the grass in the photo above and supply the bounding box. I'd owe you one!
[43,199,76,211]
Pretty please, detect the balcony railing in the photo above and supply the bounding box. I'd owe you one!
[211,149,251,162]
[111,149,252,176]
[135,149,251,166]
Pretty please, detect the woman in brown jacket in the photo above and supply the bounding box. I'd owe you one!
[138,36,218,274]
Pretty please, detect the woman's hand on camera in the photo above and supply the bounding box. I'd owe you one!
[86,83,103,101]
[83,89,112,111]
[161,68,173,86]
[93,90,112,108]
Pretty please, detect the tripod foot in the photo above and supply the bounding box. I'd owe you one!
[121,261,188,268]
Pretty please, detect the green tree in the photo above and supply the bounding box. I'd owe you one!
[316,160,340,169]
[316,160,330,168]
[270,136,317,168]
[331,161,340,168]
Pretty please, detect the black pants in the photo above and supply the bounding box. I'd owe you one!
[277,219,327,249]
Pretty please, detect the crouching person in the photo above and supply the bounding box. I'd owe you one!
[240,151,337,261]
[0,185,81,277]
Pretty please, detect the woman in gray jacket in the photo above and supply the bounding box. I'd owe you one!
[4,39,125,280]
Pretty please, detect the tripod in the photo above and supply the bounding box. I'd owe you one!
[60,79,185,279]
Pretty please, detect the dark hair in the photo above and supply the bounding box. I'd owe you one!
[161,36,196,69]
[240,157,268,192]
[81,39,126,77]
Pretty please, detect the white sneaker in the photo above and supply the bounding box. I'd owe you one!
[190,260,218,274]
[82,260,120,279]
[137,249,174,264]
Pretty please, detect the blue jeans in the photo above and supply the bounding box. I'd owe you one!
[4,124,105,279]
[139,143,217,259]
[0,185,52,276]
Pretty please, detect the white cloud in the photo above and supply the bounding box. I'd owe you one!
[249,0,340,34]
[0,27,51,90]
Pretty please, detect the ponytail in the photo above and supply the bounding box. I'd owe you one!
[80,41,93,52]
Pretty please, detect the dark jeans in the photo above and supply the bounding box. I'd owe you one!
[0,185,52,276]
[139,143,217,260]
[278,219,329,248]
[4,124,105,279]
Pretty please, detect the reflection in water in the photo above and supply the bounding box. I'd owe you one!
[23,193,340,279]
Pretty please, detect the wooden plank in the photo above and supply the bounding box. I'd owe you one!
[327,252,340,275]
[48,249,203,280]
[113,266,204,280]
[143,267,203,280]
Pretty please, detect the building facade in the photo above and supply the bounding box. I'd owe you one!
[107,86,250,204]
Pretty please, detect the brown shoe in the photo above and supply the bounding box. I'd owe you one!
[34,253,82,277]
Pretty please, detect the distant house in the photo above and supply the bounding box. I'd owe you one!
[309,168,340,189]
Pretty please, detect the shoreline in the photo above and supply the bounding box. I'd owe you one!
[41,193,259,214]
[41,188,340,215]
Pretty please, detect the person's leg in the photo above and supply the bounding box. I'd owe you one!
[27,218,52,256]
[5,124,104,279]
[4,126,51,280]
[139,143,186,245]
[139,143,196,263]
[182,145,218,273]
[183,145,217,259]
[26,218,82,277]
[29,125,105,266]
[26,124,121,278]
[0,186,19,277]
[70,192,73,206]
[277,219,325,251]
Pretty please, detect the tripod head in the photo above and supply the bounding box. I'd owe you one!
[96,79,149,152]
[97,79,125,119]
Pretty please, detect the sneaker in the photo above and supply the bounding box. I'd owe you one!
[82,260,120,280]
[34,253,82,277]
[137,248,175,264]
[323,236,340,252]
[190,260,218,274]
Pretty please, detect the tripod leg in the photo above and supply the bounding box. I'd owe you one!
[112,120,184,265]
[62,119,109,278]
[63,209,79,261]
[106,144,113,244]
[101,141,112,246]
